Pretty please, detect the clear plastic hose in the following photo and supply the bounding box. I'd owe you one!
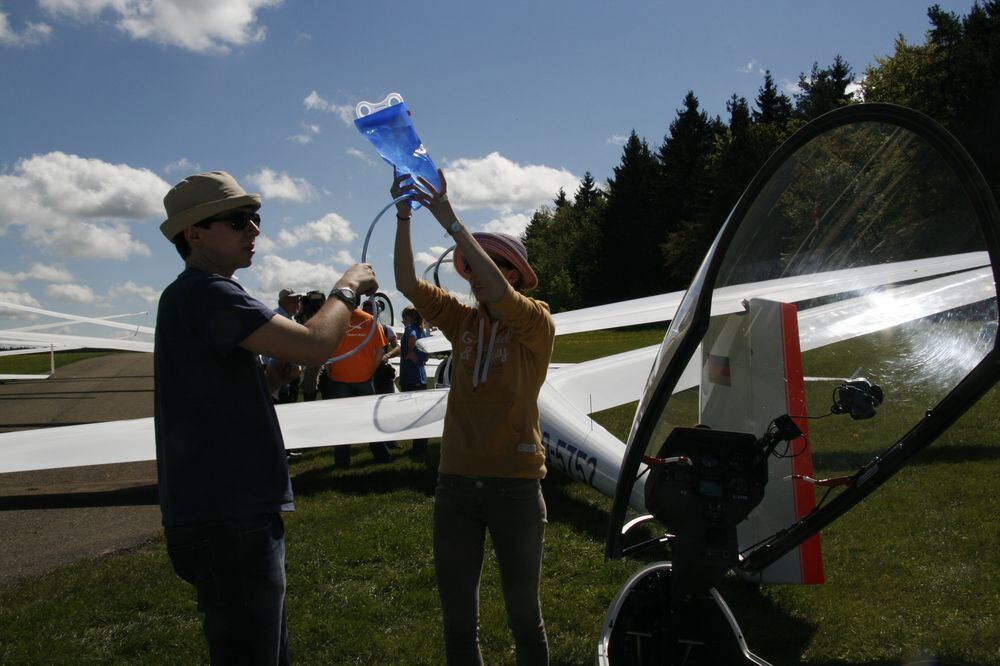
[325,193,414,364]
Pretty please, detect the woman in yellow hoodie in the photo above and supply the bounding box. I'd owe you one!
[393,170,556,665]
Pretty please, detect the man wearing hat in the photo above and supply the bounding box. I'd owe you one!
[269,288,304,405]
[155,171,377,664]
[276,288,303,320]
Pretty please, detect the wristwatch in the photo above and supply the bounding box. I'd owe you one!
[329,287,358,311]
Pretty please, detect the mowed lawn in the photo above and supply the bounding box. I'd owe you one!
[1,329,999,665]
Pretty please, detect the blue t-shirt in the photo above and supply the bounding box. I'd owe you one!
[154,267,293,527]
[261,306,293,367]
[399,323,427,386]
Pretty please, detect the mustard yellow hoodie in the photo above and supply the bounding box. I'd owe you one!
[409,279,555,479]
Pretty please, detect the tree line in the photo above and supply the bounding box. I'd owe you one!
[523,2,1000,312]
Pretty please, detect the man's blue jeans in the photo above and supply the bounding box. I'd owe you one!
[166,513,290,665]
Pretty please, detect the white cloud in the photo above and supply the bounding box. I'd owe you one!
[415,246,456,278]
[0,293,43,321]
[303,90,327,110]
[26,221,151,260]
[252,254,354,296]
[254,234,276,253]
[40,0,282,55]
[346,147,375,166]
[245,168,315,202]
[329,249,354,265]
[447,288,475,307]
[25,263,74,282]
[0,291,42,310]
[303,90,356,125]
[415,249,443,270]
[1,152,167,219]
[0,10,52,46]
[107,281,160,305]
[288,123,320,145]
[164,157,200,174]
[779,77,799,95]
[0,263,74,290]
[46,283,95,303]
[482,212,531,238]
[606,135,628,146]
[444,152,579,212]
[737,59,765,76]
[846,79,864,102]
[275,212,357,248]
[299,247,354,264]
[0,151,166,260]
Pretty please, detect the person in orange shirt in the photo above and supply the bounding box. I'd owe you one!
[321,304,392,467]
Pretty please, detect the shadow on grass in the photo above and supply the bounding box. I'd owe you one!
[0,483,158,510]
[717,578,819,664]
[813,442,1000,471]
[291,443,972,665]
[540,471,621,544]
[539,465,836,664]
[290,442,632,551]
[289,444,441,500]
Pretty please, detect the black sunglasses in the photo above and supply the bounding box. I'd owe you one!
[463,257,514,272]
[196,210,261,231]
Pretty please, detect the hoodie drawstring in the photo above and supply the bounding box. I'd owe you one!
[471,317,499,388]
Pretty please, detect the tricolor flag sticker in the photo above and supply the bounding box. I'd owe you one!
[707,354,731,386]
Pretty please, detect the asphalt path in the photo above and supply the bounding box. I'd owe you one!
[0,353,161,584]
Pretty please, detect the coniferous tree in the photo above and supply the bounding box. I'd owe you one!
[794,55,855,120]
[656,92,721,228]
[574,172,603,209]
[727,94,751,134]
[523,175,606,311]
[711,95,756,214]
[753,70,793,125]
[864,1,1000,202]
[553,188,569,210]
[569,190,606,307]
[600,131,660,303]
[656,92,723,290]
[523,207,574,310]
[953,1,1000,197]
[522,2,1000,310]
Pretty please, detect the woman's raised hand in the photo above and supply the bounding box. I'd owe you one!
[416,170,457,229]
[392,169,457,232]
[391,173,417,219]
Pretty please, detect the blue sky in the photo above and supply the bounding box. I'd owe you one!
[0,0,980,337]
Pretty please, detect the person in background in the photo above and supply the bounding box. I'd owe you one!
[321,300,392,467]
[269,288,303,404]
[155,170,377,664]
[364,299,401,451]
[392,170,556,665]
[276,288,302,319]
[297,290,328,402]
[399,305,429,455]
[364,299,400,397]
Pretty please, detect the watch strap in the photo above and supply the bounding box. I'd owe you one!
[329,287,357,311]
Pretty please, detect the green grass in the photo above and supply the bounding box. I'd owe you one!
[0,350,115,376]
[2,328,999,664]
[550,327,665,363]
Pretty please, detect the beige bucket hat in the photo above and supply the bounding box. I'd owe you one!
[160,171,261,241]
